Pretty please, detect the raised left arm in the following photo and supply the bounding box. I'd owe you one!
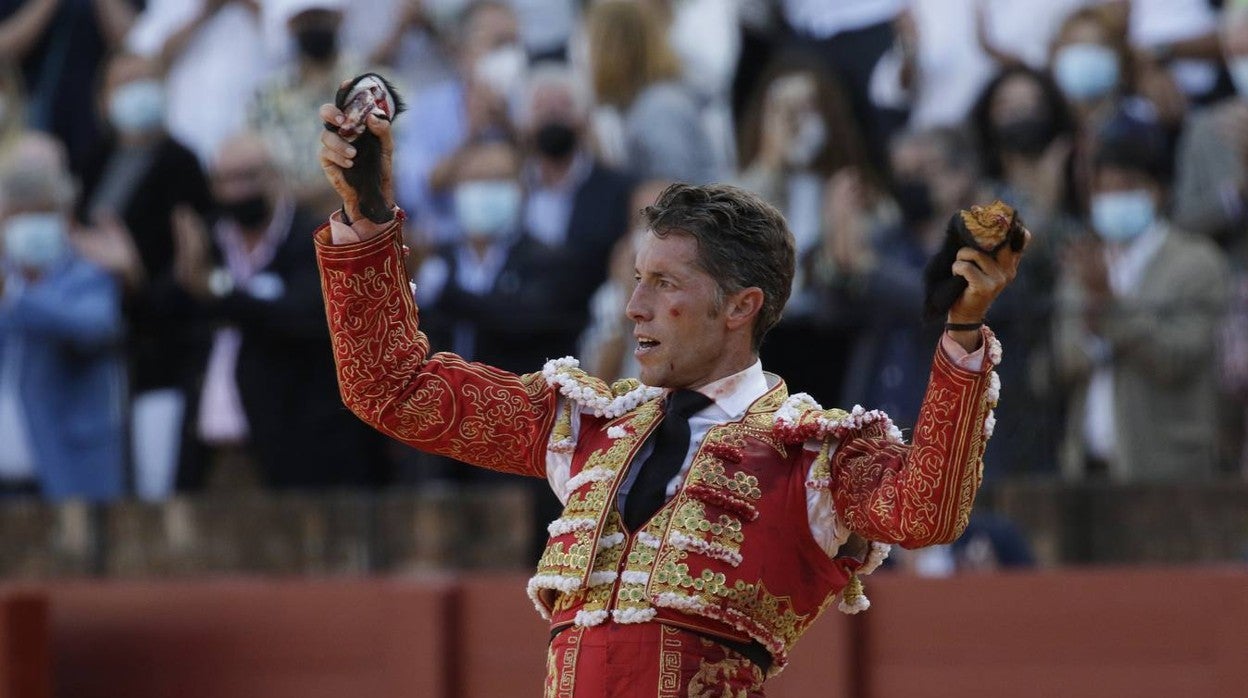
[831,210,1027,547]
[830,329,998,547]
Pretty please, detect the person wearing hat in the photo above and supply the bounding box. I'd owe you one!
[1055,106,1230,481]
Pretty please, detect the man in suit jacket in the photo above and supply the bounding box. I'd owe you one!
[1056,109,1229,481]
[517,65,634,325]
[0,134,126,501]
[315,101,1024,693]
[177,131,387,490]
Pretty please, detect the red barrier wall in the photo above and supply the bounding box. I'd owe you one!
[46,578,454,698]
[2,568,1246,697]
[0,592,50,698]
[861,569,1248,698]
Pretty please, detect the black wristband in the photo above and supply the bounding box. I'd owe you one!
[945,321,984,332]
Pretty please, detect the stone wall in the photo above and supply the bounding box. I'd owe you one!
[2,480,1247,579]
[0,486,532,580]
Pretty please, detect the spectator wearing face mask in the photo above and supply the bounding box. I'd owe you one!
[416,138,581,373]
[409,137,576,557]
[127,0,268,166]
[798,126,983,437]
[247,0,363,218]
[810,127,984,433]
[1173,3,1248,244]
[174,131,388,491]
[0,134,126,501]
[1048,5,1187,212]
[585,0,719,184]
[1054,109,1229,481]
[75,53,214,501]
[965,65,1081,476]
[394,0,527,246]
[517,65,634,324]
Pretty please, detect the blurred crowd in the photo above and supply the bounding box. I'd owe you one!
[0,0,1246,538]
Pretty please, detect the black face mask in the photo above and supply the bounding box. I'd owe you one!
[534,122,578,159]
[295,26,337,63]
[220,195,271,229]
[893,178,935,226]
[993,116,1057,157]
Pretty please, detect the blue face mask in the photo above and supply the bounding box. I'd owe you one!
[108,80,166,135]
[1053,43,1119,102]
[454,180,521,239]
[1091,189,1155,243]
[4,212,68,270]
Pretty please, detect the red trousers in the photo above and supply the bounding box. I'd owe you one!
[544,623,766,697]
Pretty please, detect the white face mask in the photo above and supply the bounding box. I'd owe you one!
[109,79,166,135]
[1090,189,1156,243]
[475,44,528,99]
[1053,43,1119,102]
[4,212,68,270]
[454,179,522,239]
[1229,55,1248,99]
[786,112,826,168]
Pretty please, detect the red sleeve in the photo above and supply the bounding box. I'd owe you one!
[314,221,557,478]
[830,328,996,547]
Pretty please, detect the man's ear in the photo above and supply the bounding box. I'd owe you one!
[723,286,764,332]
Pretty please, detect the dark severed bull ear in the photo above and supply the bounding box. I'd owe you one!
[922,200,1027,322]
[326,73,406,224]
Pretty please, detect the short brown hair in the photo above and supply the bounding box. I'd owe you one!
[642,184,795,351]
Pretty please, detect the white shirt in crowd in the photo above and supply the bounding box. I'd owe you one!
[783,0,904,38]
[1082,223,1168,462]
[128,0,271,165]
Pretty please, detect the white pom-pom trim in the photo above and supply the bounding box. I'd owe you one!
[636,532,662,549]
[653,592,707,613]
[543,357,663,418]
[597,531,626,551]
[574,609,610,626]
[984,410,996,439]
[775,394,905,445]
[612,607,657,624]
[858,542,892,576]
[620,570,650,585]
[668,531,743,567]
[987,337,1003,366]
[588,570,618,587]
[838,594,870,614]
[547,516,596,536]
[564,467,615,493]
[986,371,1001,405]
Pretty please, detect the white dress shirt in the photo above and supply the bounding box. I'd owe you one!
[1082,224,1168,461]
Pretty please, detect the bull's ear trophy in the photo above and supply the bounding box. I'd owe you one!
[325,73,406,224]
[922,200,1027,321]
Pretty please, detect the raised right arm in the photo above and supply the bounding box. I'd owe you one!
[314,97,556,478]
[315,216,557,477]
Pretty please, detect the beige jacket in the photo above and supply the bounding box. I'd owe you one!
[1054,223,1230,480]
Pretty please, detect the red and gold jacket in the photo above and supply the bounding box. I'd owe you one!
[315,219,1001,676]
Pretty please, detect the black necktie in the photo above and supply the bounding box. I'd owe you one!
[623,389,712,530]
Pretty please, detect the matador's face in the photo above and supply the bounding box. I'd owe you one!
[627,232,736,390]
